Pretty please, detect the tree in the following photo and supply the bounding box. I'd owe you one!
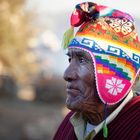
[0,0,39,83]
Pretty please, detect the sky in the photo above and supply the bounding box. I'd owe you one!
[26,0,140,75]
[27,0,140,18]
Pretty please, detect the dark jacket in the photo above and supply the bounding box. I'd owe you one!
[53,96,140,140]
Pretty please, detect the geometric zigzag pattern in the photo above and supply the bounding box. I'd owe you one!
[95,54,136,81]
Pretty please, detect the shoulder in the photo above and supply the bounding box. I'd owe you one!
[114,96,140,126]
[64,111,75,120]
[57,111,75,130]
[106,96,140,139]
[124,96,140,110]
[59,111,75,126]
[53,111,75,140]
[111,96,140,127]
[118,96,140,117]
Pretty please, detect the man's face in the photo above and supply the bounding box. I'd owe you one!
[63,48,102,113]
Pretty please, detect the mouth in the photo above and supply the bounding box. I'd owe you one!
[66,87,81,97]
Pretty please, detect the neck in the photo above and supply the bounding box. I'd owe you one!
[83,103,119,125]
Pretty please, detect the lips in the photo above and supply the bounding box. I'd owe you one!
[66,84,81,97]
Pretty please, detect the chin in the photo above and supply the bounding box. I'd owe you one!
[65,96,83,112]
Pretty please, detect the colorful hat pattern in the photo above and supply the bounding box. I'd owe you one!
[64,2,140,105]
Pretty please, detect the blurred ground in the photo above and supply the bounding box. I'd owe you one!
[0,98,68,140]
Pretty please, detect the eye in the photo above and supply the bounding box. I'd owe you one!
[79,57,87,64]
[68,57,71,63]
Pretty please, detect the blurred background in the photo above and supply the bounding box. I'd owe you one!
[0,0,140,140]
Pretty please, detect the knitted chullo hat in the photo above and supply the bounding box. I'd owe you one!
[63,2,140,106]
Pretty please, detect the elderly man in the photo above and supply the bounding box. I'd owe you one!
[53,2,140,140]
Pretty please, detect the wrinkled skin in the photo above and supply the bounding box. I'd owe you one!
[63,48,105,125]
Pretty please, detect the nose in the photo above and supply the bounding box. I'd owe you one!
[63,60,77,82]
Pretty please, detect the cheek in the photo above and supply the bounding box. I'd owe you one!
[80,66,95,91]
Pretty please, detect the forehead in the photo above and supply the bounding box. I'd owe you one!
[67,48,92,59]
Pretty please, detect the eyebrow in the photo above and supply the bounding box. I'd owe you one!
[66,50,86,57]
